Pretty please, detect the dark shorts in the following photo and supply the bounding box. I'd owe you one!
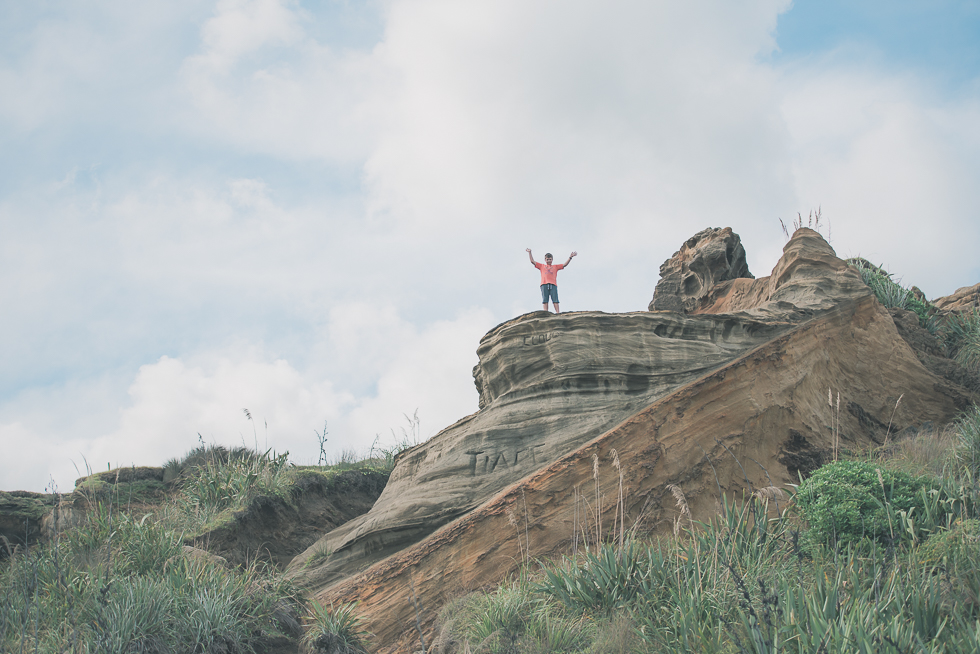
[540,283,559,304]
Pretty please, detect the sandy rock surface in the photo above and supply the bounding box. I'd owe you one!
[648,226,753,313]
[933,282,980,313]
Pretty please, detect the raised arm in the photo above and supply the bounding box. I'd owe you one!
[563,251,578,266]
[526,248,537,265]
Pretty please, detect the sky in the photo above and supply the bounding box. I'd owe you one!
[2,0,979,492]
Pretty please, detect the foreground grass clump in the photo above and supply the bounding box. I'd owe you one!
[301,600,370,653]
[435,500,980,653]
[434,412,980,653]
[0,502,301,652]
[1,443,398,652]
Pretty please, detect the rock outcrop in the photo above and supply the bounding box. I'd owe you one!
[0,491,59,554]
[648,226,753,313]
[289,310,792,588]
[290,228,979,653]
[933,282,980,313]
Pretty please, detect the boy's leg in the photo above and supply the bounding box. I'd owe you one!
[542,303,549,311]
[554,303,560,314]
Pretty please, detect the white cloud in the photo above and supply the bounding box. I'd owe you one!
[0,302,495,491]
[191,0,306,74]
[780,66,980,296]
[343,305,495,445]
[4,0,980,493]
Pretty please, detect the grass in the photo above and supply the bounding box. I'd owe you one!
[301,600,370,653]
[847,259,980,374]
[432,409,980,654]
[0,494,303,652]
[944,308,980,373]
[0,437,402,652]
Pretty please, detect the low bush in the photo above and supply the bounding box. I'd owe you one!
[794,460,953,548]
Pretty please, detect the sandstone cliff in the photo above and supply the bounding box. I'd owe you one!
[289,228,979,653]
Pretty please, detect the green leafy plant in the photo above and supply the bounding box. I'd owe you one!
[537,542,650,614]
[301,600,369,653]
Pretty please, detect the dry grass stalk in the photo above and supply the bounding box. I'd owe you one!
[521,488,530,562]
[666,484,692,535]
[610,448,625,550]
[572,484,580,556]
[885,393,904,443]
[753,486,786,502]
[592,452,601,547]
[876,468,895,541]
[754,486,787,502]
[829,388,841,461]
[506,508,524,563]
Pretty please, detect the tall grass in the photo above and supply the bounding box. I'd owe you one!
[0,443,348,652]
[943,308,980,373]
[0,498,302,652]
[175,448,290,530]
[301,600,369,653]
[434,409,980,654]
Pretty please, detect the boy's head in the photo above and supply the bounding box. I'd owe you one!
[544,253,553,262]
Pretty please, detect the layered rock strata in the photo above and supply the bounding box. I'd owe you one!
[291,228,979,652]
[289,310,791,588]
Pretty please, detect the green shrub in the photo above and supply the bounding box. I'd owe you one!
[795,460,948,548]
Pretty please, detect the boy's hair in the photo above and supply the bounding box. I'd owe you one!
[545,253,553,259]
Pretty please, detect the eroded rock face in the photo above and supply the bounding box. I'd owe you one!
[289,310,791,588]
[288,230,866,589]
[291,227,979,652]
[326,292,977,653]
[933,282,980,313]
[648,226,753,313]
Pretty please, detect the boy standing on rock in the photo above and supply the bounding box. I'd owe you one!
[527,249,577,313]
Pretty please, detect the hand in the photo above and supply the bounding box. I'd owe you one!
[526,248,531,253]
[570,251,578,257]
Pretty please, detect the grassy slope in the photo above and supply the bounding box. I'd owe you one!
[0,449,392,653]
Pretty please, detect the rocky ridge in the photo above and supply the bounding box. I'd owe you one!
[292,228,979,652]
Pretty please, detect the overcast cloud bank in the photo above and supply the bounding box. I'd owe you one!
[2,0,978,491]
